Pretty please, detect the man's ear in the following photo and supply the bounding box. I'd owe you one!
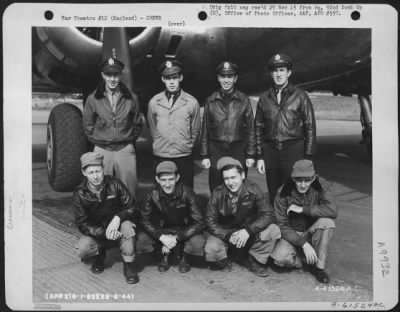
[155,176,160,184]
[82,169,87,177]
[175,174,180,182]
[287,69,292,78]
[179,74,184,82]
[161,76,166,83]
[241,171,245,180]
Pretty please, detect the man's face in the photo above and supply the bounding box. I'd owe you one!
[82,165,104,187]
[270,66,291,87]
[161,74,183,93]
[217,74,238,93]
[222,168,245,194]
[293,176,315,194]
[101,71,122,90]
[156,173,180,194]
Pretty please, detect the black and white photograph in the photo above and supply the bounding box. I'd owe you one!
[3,3,398,310]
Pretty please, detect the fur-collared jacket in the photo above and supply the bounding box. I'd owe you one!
[274,176,337,247]
[83,82,143,150]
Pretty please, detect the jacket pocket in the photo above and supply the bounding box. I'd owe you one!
[94,117,107,129]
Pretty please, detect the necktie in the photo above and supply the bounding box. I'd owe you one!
[276,89,282,105]
[108,91,117,112]
[168,94,174,108]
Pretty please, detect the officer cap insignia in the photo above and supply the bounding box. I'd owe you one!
[275,54,281,61]
[166,61,172,68]
[224,62,230,69]
[108,58,115,65]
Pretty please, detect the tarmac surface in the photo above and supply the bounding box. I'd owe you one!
[31,111,373,306]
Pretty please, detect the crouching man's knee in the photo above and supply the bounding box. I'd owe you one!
[311,218,336,231]
[119,220,136,239]
[258,224,281,241]
[184,234,206,256]
[76,235,100,259]
[271,239,300,268]
[204,235,228,262]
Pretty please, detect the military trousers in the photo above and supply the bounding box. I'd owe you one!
[75,220,136,263]
[271,218,335,270]
[94,143,138,200]
[204,224,281,264]
[262,139,304,204]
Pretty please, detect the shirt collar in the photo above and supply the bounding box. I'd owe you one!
[158,182,182,199]
[223,180,249,199]
[274,81,289,93]
[165,89,181,99]
[216,89,239,100]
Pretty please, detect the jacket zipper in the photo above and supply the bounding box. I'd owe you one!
[113,112,116,143]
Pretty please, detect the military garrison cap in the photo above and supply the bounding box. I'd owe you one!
[100,57,125,73]
[156,161,178,175]
[216,156,243,171]
[291,159,315,178]
[80,152,104,169]
[216,61,239,75]
[268,53,292,70]
[159,59,183,77]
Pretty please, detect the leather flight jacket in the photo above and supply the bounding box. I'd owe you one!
[205,179,276,242]
[255,83,316,156]
[274,177,338,247]
[140,182,205,241]
[73,175,137,239]
[200,90,256,158]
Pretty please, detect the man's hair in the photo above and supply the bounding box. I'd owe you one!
[221,164,244,174]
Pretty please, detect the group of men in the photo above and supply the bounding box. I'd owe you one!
[74,53,337,286]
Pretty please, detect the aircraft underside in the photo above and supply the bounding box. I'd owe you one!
[31,27,372,191]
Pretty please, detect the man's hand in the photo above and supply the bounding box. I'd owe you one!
[246,158,255,168]
[106,216,121,240]
[159,234,177,250]
[287,204,303,215]
[229,233,238,245]
[302,242,318,265]
[202,158,211,169]
[162,245,171,255]
[257,159,265,174]
[231,229,250,248]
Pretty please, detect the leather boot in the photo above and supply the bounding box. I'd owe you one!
[178,253,191,273]
[91,248,106,274]
[245,255,269,277]
[123,262,139,284]
[311,266,330,283]
[158,254,170,272]
[212,258,232,272]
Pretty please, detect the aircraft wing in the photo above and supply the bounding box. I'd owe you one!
[32,27,371,101]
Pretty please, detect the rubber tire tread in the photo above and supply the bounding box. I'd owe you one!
[47,103,89,191]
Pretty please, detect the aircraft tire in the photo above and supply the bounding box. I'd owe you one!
[47,103,89,191]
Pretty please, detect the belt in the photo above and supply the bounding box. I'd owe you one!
[265,139,302,151]
[211,139,243,151]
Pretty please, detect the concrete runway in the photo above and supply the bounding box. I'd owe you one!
[31,111,372,305]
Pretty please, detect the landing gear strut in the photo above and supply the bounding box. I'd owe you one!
[358,95,372,158]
